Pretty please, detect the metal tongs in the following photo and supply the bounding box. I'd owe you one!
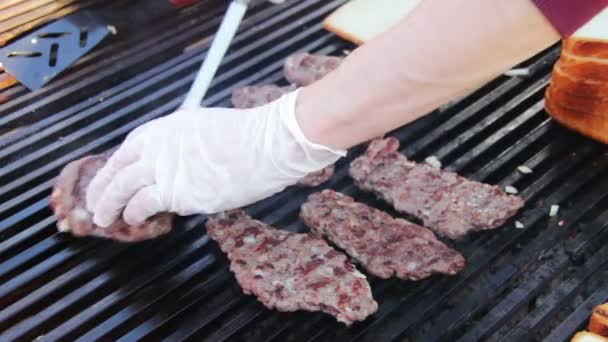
[181,0,250,109]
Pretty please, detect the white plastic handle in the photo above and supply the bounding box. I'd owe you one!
[182,0,248,109]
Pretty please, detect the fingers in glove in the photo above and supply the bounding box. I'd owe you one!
[123,185,165,225]
[86,141,142,213]
[92,162,154,227]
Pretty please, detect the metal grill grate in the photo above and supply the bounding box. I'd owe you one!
[1,0,607,341]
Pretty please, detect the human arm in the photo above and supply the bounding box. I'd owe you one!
[296,0,562,150]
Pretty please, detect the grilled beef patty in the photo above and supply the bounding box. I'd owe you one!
[231,85,295,109]
[301,190,465,280]
[50,155,173,242]
[206,210,378,325]
[350,138,525,239]
[283,52,343,86]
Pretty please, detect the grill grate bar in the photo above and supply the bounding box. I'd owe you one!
[0,50,194,159]
[43,239,213,341]
[75,270,230,341]
[458,222,608,341]
[168,301,265,341]
[0,2,226,126]
[499,242,608,342]
[401,49,559,159]
[468,117,553,183]
[450,100,548,177]
[119,281,244,341]
[432,76,550,168]
[385,164,608,341]
[0,225,61,280]
[1,224,209,340]
[543,286,608,342]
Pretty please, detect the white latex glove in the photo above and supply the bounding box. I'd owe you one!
[86,90,345,227]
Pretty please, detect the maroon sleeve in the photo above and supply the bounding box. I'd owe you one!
[531,0,608,37]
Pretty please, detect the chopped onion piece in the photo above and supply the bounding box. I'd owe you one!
[505,185,519,195]
[285,278,296,292]
[515,221,524,229]
[424,156,442,169]
[353,271,367,279]
[57,220,70,232]
[243,235,257,244]
[517,165,533,174]
[107,25,118,35]
[504,68,530,77]
[318,267,334,277]
[549,205,559,217]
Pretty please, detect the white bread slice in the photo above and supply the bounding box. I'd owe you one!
[572,7,608,41]
[562,8,608,61]
[323,0,422,45]
[546,88,608,144]
[551,66,608,98]
[545,7,608,144]
[547,85,608,114]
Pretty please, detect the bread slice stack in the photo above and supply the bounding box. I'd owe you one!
[545,7,608,143]
[590,303,608,338]
[323,0,422,45]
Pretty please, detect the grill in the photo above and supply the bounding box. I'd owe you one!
[1,0,608,341]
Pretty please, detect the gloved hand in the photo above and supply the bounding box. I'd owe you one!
[86,90,345,227]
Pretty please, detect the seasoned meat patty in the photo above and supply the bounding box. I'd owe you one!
[230,84,335,187]
[349,138,525,239]
[231,85,295,109]
[283,53,343,86]
[206,210,378,325]
[301,190,465,280]
[50,155,173,242]
[298,165,336,187]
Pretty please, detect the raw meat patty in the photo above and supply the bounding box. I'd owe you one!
[231,85,295,109]
[206,210,378,325]
[230,84,336,187]
[283,53,343,86]
[349,138,525,239]
[50,155,173,242]
[301,190,465,280]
